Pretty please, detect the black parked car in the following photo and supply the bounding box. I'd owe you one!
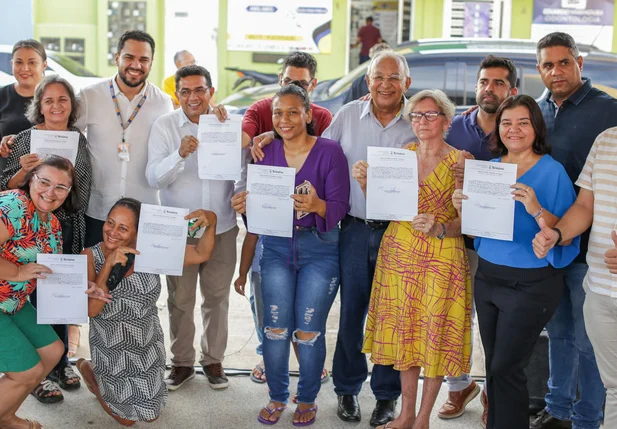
[221,38,617,115]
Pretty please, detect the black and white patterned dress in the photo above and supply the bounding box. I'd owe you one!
[89,243,167,421]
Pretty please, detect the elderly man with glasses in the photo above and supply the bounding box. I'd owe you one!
[145,64,236,392]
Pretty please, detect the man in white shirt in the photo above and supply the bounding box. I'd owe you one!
[146,65,239,391]
[74,30,173,246]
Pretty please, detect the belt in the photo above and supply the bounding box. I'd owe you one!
[348,215,389,229]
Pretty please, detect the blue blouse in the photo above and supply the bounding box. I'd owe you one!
[475,155,580,269]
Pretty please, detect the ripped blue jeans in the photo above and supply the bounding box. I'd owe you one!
[260,227,340,405]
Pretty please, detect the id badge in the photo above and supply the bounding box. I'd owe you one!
[118,142,130,162]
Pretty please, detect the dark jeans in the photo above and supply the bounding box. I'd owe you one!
[545,263,604,429]
[359,54,370,64]
[332,215,401,400]
[476,258,564,429]
[29,291,68,372]
[84,215,105,248]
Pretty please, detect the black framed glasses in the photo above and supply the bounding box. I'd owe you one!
[408,111,445,123]
[281,78,312,89]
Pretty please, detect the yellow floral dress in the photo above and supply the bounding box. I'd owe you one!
[362,144,472,378]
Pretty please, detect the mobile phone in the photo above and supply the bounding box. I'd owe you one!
[295,180,311,220]
[106,252,135,291]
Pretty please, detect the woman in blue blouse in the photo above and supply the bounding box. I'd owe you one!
[453,95,579,429]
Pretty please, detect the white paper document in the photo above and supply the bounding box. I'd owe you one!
[462,160,517,241]
[366,147,419,221]
[30,130,79,165]
[36,254,88,325]
[134,204,189,276]
[246,164,295,238]
[197,114,242,181]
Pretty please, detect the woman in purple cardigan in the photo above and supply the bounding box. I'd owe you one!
[233,84,350,426]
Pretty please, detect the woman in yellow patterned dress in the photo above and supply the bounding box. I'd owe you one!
[354,89,471,429]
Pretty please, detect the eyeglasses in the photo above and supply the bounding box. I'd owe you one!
[371,75,403,85]
[178,87,209,98]
[281,78,312,89]
[33,174,71,196]
[408,111,445,123]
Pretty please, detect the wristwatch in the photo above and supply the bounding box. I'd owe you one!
[552,227,563,246]
[437,223,447,240]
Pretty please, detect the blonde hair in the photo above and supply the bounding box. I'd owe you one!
[405,89,456,123]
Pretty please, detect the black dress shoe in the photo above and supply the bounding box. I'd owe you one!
[370,399,397,427]
[337,395,361,422]
[529,409,572,429]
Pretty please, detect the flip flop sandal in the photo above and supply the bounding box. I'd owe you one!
[320,368,330,384]
[250,363,267,384]
[48,365,81,391]
[257,405,286,425]
[292,405,318,427]
[76,359,98,396]
[30,379,64,404]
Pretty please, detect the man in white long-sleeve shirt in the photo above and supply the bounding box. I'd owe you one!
[146,65,240,391]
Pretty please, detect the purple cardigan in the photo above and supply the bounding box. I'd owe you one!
[257,137,350,232]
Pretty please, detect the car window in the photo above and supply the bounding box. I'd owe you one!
[327,64,369,99]
[0,53,12,75]
[583,62,617,98]
[519,67,546,99]
[405,64,446,98]
[49,54,98,77]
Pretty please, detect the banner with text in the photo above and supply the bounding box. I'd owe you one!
[532,0,614,51]
[227,0,333,53]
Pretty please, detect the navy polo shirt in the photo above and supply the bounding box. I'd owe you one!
[445,109,494,161]
[539,78,617,263]
[446,109,495,249]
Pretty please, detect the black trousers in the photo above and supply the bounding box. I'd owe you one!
[475,258,564,429]
[84,215,105,248]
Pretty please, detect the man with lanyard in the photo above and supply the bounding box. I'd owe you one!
[438,55,518,428]
[75,30,173,246]
[530,32,617,429]
[325,51,411,427]
[146,65,237,391]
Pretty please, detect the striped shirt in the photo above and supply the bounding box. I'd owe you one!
[576,127,617,297]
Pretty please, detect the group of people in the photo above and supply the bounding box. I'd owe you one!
[0,27,616,429]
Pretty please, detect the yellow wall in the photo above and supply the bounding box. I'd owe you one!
[33,0,165,85]
[217,0,349,99]
[510,0,533,39]
[412,0,444,39]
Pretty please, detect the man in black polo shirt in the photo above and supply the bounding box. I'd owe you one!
[530,32,617,429]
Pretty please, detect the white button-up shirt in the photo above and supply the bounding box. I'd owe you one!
[145,108,238,235]
[322,99,414,219]
[75,76,173,220]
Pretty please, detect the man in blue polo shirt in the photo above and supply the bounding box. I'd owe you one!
[437,55,518,428]
[530,32,617,429]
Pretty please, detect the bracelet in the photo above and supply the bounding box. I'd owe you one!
[532,207,544,218]
[437,223,447,240]
[553,227,563,246]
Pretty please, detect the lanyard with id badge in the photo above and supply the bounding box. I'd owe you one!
[109,79,149,162]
